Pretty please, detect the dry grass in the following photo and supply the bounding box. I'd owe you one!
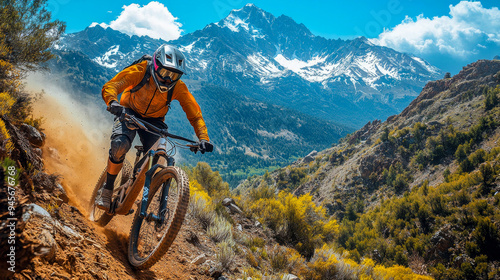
[188,194,216,229]
[216,241,235,271]
[207,214,232,243]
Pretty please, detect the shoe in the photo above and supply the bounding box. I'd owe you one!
[97,188,113,211]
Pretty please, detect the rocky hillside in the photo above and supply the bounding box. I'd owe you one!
[237,59,500,278]
[239,59,500,206]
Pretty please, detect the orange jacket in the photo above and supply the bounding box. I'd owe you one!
[102,61,209,141]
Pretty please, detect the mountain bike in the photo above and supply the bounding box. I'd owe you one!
[88,112,200,269]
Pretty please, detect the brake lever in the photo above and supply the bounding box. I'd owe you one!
[187,144,199,154]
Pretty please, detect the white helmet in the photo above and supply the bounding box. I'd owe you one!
[151,44,186,92]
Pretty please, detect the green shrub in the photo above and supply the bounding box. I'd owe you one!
[484,86,499,110]
[269,245,293,272]
[472,217,500,259]
[188,162,230,200]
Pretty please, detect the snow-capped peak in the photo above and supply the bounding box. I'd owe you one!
[223,13,250,32]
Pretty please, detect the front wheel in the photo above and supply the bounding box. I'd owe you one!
[128,166,190,269]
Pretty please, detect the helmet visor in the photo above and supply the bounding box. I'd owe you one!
[154,58,182,82]
[157,67,182,82]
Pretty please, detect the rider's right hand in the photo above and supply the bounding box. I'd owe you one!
[199,140,214,154]
[108,100,125,117]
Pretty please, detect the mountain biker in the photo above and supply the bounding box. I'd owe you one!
[97,44,213,211]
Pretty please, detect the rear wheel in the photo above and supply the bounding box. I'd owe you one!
[88,160,132,226]
[128,166,190,269]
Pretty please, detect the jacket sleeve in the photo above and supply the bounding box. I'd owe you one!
[101,63,146,106]
[173,81,210,141]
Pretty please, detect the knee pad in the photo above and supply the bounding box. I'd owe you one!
[109,135,131,163]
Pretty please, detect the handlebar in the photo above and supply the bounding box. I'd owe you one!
[107,107,201,152]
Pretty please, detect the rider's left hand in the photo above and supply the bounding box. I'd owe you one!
[199,140,213,154]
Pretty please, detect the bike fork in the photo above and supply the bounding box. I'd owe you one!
[140,154,174,225]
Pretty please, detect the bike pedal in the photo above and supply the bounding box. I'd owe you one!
[126,209,135,216]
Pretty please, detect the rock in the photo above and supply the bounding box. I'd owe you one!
[236,224,243,231]
[348,120,382,145]
[23,204,83,241]
[20,124,45,147]
[61,225,83,240]
[430,226,454,259]
[34,148,43,157]
[222,197,243,214]
[37,229,57,260]
[283,274,299,280]
[186,230,201,246]
[191,254,207,265]
[372,249,382,262]
[55,183,69,204]
[301,150,318,164]
[5,119,43,169]
[359,154,387,179]
[222,197,235,206]
[32,172,59,192]
[228,203,243,214]
[23,204,52,221]
[209,266,222,278]
[454,254,474,267]
[254,221,261,228]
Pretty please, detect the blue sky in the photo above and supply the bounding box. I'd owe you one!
[48,0,500,73]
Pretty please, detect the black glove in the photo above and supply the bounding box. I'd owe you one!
[199,140,213,154]
[107,101,125,117]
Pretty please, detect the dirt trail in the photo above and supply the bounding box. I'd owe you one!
[22,79,214,280]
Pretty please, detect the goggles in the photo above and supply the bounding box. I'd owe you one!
[154,59,182,83]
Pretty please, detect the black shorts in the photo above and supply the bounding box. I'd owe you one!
[111,108,168,152]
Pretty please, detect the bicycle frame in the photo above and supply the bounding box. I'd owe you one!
[113,137,171,215]
[109,114,197,216]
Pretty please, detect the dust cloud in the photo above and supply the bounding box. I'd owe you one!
[26,73,113,210]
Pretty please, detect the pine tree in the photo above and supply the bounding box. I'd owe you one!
[0,0,64,122]
[0,0,65,72]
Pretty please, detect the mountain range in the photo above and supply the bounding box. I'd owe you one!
[45,4,442,185]
[51,4,441,127]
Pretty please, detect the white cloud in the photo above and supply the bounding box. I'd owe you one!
[97,1,182,41]
[373,1,500,58]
